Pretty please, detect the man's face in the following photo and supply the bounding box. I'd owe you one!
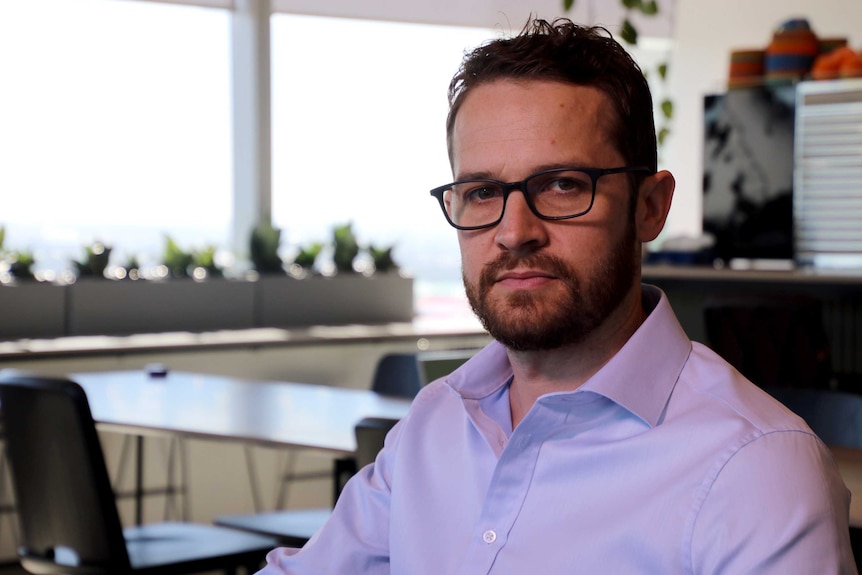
[450,79,641,351]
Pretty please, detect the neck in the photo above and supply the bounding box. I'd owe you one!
[507,290,647,428]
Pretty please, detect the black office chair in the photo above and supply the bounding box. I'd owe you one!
[765,387,862,449]
[0,372,277,575]
[215,416,399,546]
[0,420,19,565]
[704,296,833,390]
[371,352,423,399]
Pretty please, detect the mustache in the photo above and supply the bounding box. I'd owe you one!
[479,252,574,291]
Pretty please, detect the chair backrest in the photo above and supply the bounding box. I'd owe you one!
[371,353,423,399]
[704,296,833,390]
[354,417,399,469]
[0,371,131,573]
[419,349,478,384]
[766,387,862,449]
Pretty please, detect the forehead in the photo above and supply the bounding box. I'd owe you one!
[450,79,620,177]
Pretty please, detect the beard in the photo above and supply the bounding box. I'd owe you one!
[464,222,639,352]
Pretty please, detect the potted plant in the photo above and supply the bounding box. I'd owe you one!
[0,225,65,339]
[368,244,399,274]
[290,242,323,277]
[67,236,253,336]
[190,245,224,279]
[255,221,413,327]
[161,235,196,279]
[250,222,285,275]
[72,241,112,279]
[332,221,360,274]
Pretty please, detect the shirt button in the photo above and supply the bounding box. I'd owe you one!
[482,530,497,544]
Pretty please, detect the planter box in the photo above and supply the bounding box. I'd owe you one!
[67,278,257,336]
[1,274,414,340]
[0,282,66,340]
[255,273,414,327]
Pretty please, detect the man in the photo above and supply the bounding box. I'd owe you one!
[258,19,856,574]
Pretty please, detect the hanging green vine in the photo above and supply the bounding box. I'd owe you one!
[563,0,673,155]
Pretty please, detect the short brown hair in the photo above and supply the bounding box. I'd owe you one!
[446,18,657,173]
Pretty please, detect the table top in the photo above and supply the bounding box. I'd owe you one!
[71,370,412,454]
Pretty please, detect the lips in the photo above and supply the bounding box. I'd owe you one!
[494,269,559,291]
[496,269,556,282]
[479,253,571,293]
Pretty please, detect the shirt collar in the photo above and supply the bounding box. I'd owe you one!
[579,285,691,427]
[443,284,691,428]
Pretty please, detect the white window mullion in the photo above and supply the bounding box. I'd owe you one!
[231,0,272,260]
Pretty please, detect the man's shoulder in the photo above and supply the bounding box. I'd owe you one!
[673,341,813,438]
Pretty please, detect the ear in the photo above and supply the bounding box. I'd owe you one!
[635,170,675,242]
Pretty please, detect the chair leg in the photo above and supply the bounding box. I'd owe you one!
[0,441,19,551]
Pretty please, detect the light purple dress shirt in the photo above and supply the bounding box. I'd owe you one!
[258,285,856,574]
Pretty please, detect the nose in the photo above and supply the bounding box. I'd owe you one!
[493,190,549,254]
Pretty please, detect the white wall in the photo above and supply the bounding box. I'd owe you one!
[664,0,862,240]
[276,0,862,245]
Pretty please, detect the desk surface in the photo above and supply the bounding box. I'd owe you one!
[72,370,412,454]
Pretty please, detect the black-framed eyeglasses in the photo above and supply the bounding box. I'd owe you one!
[429,166,653,231]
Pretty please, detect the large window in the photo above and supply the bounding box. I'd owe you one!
[270,15,492,298]
[0,0,232,277]
[1,2,671,306]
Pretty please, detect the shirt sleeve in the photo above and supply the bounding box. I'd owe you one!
[254,423,401,575]
[691,429,857,574]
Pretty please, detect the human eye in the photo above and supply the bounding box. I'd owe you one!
[528,170,595,216]
[456,182,503,204]
[538,171,592,196]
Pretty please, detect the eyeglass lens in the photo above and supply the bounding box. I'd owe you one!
[443,169,595,228]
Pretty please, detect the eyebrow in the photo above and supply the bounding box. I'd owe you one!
[454,162,592,182]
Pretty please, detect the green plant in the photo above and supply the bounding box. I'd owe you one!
[332,221,360,273]
[563,0,673,150]
[192,245,224,278]
[8,250,35,280]
[564,0,657,43]
[293,242,323,271]
[0,226,36,281]
[250,222,284,274]
[368,244,399,273]
[72,241,112,279]
[162,236,195,278]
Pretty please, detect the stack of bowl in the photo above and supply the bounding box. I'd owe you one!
[764,18,820,84]
[728,49,765,89]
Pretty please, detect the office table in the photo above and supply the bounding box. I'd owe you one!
[70,370,413,523]
[72,370,412,452]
